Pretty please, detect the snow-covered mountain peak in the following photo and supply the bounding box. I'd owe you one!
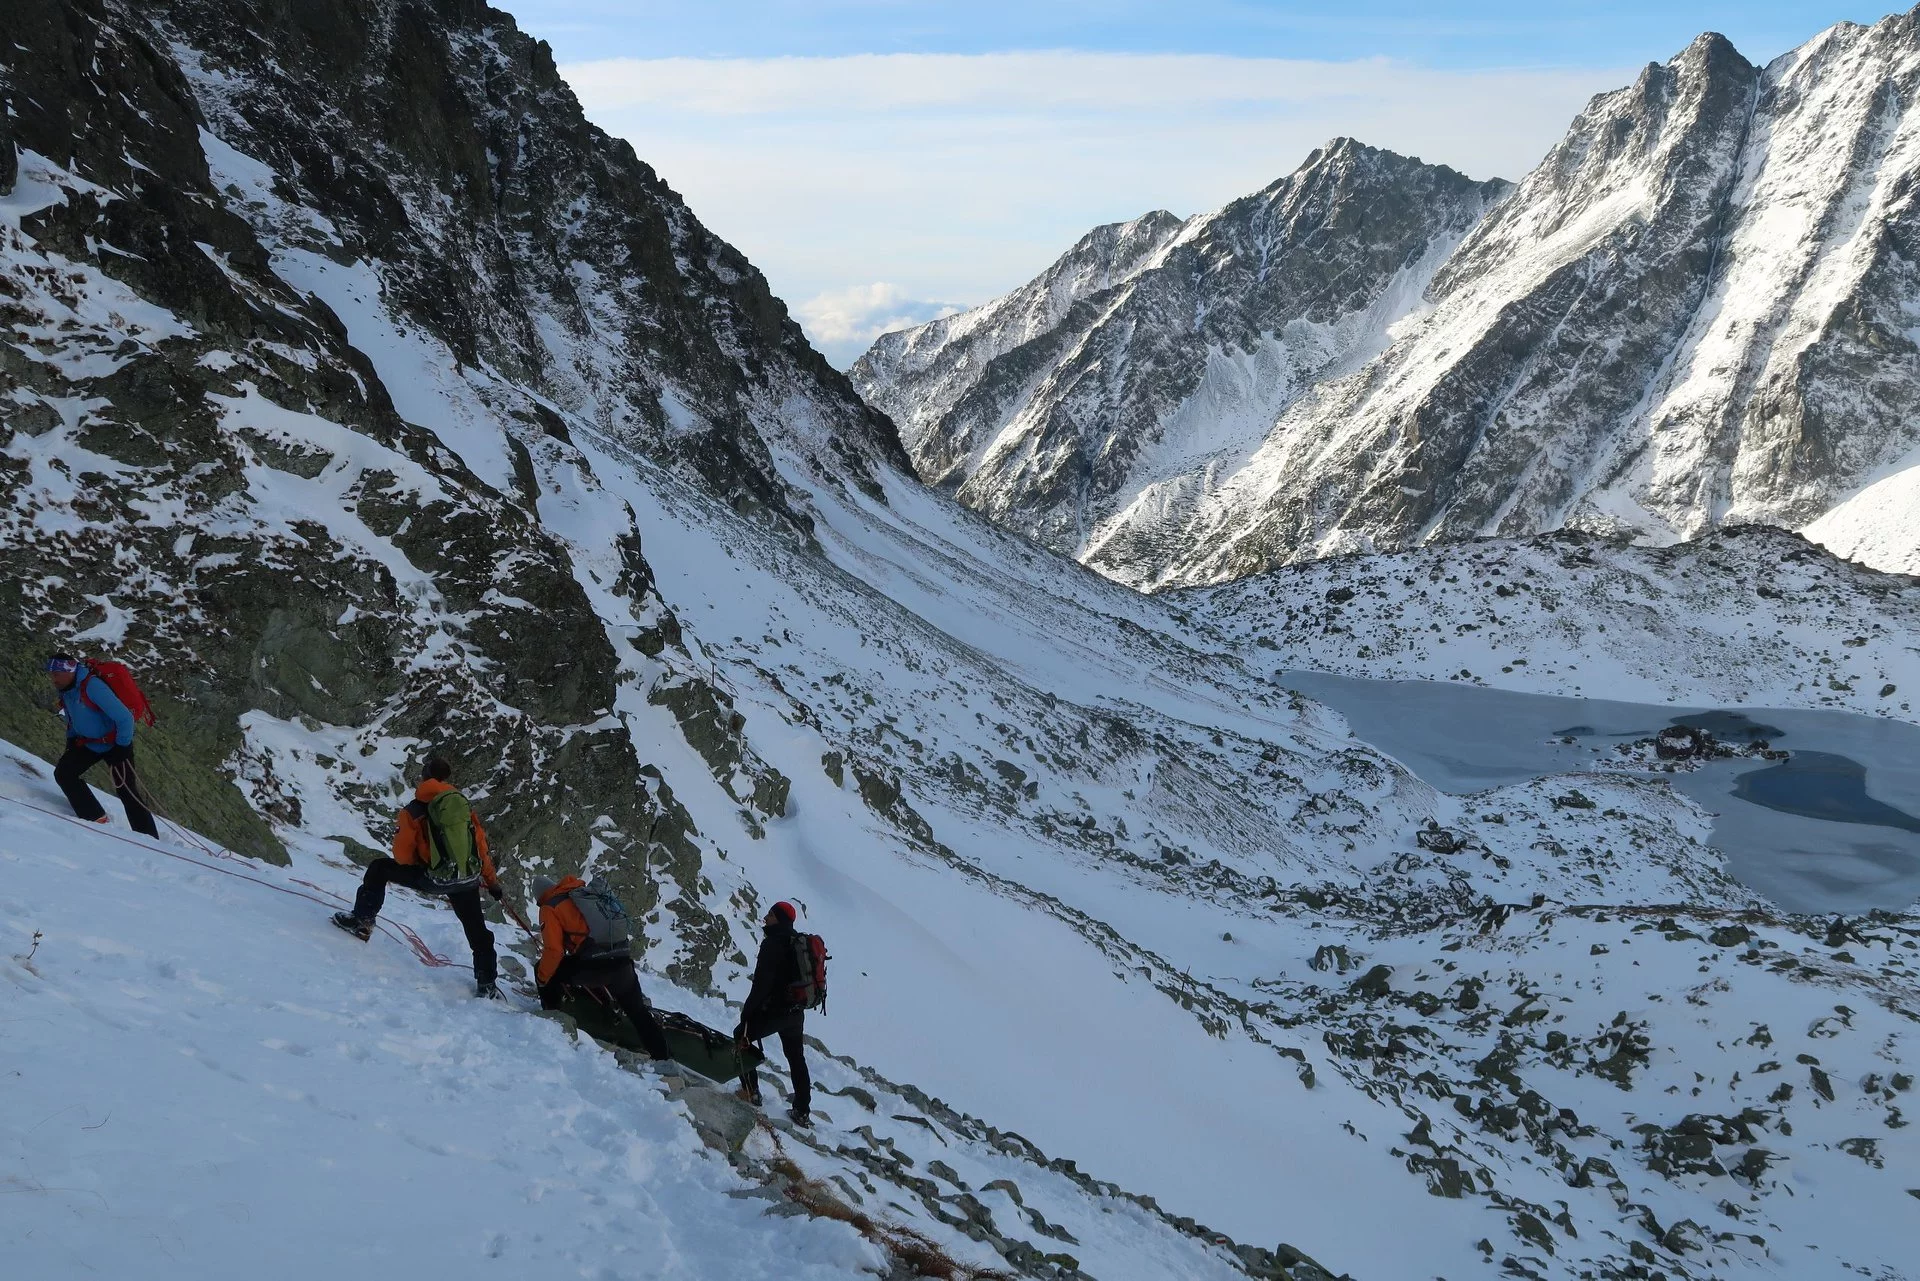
[855,206,1188,455]
[1428,37,1754,308]
[1161,4,1920,585]
[863,13,1920,588]
[853,140,1507,566]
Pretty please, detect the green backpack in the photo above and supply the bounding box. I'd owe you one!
[416,790,482,892]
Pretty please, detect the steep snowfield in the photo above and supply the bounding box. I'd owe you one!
[0,746,1296,1281]
[579,427,1920,1280]
[0,750,885,1280]
[1805,459,1920,576]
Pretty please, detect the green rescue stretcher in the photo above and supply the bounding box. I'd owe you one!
[555,989,764,1084]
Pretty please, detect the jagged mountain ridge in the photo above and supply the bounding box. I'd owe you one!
[1163,20,1920,588]
[862,16,1920,588]
[854,140,1506,560]
[857,206,1186,473]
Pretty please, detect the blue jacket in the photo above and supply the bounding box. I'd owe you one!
[60,664,135,752]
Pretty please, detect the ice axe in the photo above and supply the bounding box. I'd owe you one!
[497,893,535,935]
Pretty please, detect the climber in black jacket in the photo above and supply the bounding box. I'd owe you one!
[734,900,811,1125]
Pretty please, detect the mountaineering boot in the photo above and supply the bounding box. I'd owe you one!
[331,912,374,941]
[476,980,503,1000]
[787,1107,811,1128]
[734,1083,762,1107]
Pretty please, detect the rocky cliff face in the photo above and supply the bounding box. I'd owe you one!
[165,0,907,523]
[866,18,1920,588]
[854,141,1505,562]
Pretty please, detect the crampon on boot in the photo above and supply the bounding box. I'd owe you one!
[331,912,373,941]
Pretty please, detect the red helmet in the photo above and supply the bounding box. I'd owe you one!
[768,901,797,925]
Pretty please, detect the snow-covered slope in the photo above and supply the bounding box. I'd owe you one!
[864,16,1920,589]
[0,0,897,988]
[853,141,1505,563]
[1182,525,1920,717]
[1804,459,1920,575]
[5,4,1920,1279]
[0,750,882,1280]
[0,744,1286,1281]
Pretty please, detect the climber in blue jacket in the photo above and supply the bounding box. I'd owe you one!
[45,654,158,837]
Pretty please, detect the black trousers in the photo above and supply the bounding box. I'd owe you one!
[540,954,672,1060]
[351,858,496,985]
[55,743,158,838]
[738,1008,809,1113]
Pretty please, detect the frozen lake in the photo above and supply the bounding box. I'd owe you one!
[1284,671,1920,914]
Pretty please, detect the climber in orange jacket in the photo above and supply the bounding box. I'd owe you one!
[332,758,503,998]
[535,875,672,1060]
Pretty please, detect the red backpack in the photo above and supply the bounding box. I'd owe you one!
[78,658,157,731]
[788,931,830,1012]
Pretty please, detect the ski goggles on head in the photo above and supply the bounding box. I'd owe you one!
[44,656,78,674]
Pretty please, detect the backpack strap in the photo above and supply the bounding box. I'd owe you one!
[422,794,457,867]
[72,674,116,746]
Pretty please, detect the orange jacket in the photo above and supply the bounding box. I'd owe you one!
[392,779,499,888]
[536,876,591,985]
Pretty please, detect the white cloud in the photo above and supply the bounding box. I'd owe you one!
[560,51,1633,363]
[565,51,1627,118]
[793,282,962,367]
[567,51,1482,114]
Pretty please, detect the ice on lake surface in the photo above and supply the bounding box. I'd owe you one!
[1283,671,1920,915]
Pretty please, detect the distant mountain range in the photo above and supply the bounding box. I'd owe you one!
[857,16,1920,587]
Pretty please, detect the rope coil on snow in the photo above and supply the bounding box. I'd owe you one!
[290,875,454,966]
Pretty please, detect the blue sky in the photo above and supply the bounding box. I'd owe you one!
[510,1,1887,66]
[504,2,1898,364]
